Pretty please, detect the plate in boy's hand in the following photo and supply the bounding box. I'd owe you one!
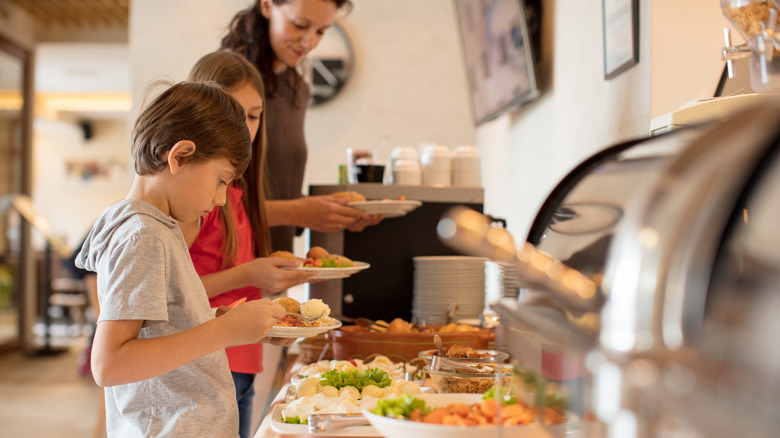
[348,200,422,218]
[268,320,342,338]
[282,261,370,279]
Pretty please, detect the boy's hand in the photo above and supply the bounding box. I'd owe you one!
[221,298,285,345]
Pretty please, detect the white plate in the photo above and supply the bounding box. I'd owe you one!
[363,393,559,438]
[270,404,380,437]
[283,261,370,279]
[268,320,342,339]
[348,200,422,218]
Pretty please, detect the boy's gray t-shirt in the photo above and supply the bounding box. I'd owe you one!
[76,199,238,437]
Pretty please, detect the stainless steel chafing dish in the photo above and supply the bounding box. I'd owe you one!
[439,101,780,438]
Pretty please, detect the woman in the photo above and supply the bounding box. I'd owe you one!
[221,0,381,253]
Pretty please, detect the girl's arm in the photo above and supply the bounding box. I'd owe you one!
[90,299,284,387]
[198,257,314,298]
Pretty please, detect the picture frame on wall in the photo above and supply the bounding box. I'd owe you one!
[603,0,639,79]
[454,0,540,125]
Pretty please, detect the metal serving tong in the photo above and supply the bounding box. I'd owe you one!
[307,413,369,434]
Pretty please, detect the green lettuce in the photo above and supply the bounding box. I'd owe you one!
[371,394,430,419]
[283,416,308,425]
[319,368,392,391]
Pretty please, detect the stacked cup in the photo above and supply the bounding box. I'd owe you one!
[386,146,422,185]
[420,143,452,186]
[451,145,481,187]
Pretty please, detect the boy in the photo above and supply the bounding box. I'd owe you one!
[76,81,285,437]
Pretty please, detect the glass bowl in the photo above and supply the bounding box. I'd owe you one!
[417,348,509,365]
[423,364,513,394]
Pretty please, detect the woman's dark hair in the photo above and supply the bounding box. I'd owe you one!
[189,50,272,263]
[220,0,352,102]
[132,80,251,179]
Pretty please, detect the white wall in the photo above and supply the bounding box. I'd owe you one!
[31,118,129,250]
[650,0,731,118]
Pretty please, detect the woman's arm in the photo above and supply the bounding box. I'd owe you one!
[90,299,284,387]
[265,196,367,232]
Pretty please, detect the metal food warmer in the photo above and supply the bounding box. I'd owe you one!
[438,101,780,438]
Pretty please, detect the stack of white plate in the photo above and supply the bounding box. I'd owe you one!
[485,261,521,303]
[412,256,488,323]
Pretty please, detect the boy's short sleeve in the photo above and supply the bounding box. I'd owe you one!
[99,235,169,323]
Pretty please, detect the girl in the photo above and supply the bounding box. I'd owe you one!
[76,81,286,437]
[181,50,313,438]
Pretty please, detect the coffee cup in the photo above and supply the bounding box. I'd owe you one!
[353,164,385,183]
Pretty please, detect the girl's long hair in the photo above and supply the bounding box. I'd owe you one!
[188,50,271,266]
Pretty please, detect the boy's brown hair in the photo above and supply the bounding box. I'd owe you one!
[132,81,251,179]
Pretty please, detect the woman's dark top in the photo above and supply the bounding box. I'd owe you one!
[265,68,310,252]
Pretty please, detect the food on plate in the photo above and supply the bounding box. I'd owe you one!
[306,246,329,259]
[300,298,330,320]
[280,360,423,425]
[329,191,366,202]
[302,253,354,268]
[269,250,302,261]
[275,246,355,268]
[370,390,566,427]
[380,195,407,201]
[272,296,301,313]
[273,297,335,328]
[297,355,406,381]
[366,317,479,334]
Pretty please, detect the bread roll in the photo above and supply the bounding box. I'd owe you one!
[273,297,301,313]
[270,250,298,260]
[306,246,329,259]
[329,191,366,202]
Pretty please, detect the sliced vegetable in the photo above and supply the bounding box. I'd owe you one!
[371,394,430,419]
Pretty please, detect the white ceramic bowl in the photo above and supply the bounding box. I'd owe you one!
[363,393,555,438]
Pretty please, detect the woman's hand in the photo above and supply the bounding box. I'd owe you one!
[346,214,384,232]
[271,196,366,232]
[239,257,316,294]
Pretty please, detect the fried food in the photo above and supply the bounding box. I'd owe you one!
[330,191,366,202]
[270,250,300,260]
[387,317,412,333]
[273,296,301,313]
